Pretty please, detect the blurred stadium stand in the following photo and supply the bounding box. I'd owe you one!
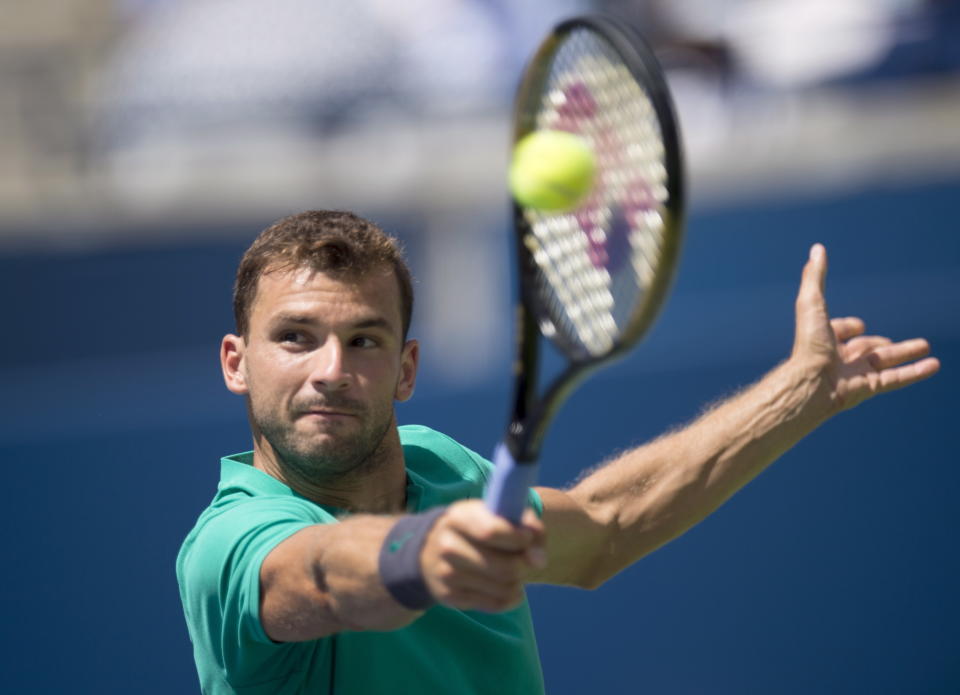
[0,0,958,235]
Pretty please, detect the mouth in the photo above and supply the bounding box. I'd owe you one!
[301,409,357,420]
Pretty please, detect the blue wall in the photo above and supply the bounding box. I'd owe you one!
[2,178,957,692]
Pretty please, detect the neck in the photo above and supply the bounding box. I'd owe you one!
[251,422,408,514]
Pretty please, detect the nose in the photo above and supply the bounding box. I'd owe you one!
[308,338,351,391]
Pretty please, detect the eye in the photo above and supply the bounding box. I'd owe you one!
[351,336,378,348]
[278,331,304,344]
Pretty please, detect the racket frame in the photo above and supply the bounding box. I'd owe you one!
[505,15,686,466]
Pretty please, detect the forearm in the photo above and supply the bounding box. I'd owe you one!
[261,500,545,640]
[537,244,939,589]
[568,358,828,587]
[260,515,418,642]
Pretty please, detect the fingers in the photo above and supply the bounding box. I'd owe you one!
[789,245,941,411]
[837,337,940,409]
[440,532,529,585]
[444,501,545,552]
[875,356,940,392]
[831,316,865,342]
[430,535,528,612]
[866,338,932,372]
[842,335,890,361]
[421,501,546,613]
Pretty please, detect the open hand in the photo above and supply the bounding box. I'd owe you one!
[792,243,940,414]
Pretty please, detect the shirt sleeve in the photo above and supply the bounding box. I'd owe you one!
[179,497,330,669]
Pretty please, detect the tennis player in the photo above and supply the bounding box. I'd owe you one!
[177,210,939,694]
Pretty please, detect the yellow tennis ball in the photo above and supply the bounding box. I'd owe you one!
[509,130,596,212]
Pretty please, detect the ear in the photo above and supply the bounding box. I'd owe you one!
[395,339,419,402]
[221,333,249,395]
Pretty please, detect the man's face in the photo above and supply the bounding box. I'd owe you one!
[223,265,417,479]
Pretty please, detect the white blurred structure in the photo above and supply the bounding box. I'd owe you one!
[0,0,956,233]
[725,0,903,87]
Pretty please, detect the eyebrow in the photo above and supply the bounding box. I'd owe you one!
[351,317,393,332]
[270,313,394,332]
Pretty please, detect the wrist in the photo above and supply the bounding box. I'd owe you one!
[782,353,841,420]
[378,507,446,611]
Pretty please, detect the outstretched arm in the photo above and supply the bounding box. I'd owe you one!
[259,500,545,642]
[531,244,940,589]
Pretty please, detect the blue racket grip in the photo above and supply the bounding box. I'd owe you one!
[484,443,539,524]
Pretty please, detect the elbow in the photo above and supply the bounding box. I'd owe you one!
[260,582,340,642]
[568,495,624,591]
[573,537,622,591]
[262,587,418,642]
[574,571,608,592]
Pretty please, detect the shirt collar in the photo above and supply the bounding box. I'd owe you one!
[219,451,426,512]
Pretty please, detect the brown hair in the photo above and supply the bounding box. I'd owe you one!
[233,210,414,338]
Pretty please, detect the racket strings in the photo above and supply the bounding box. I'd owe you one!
[520,28,671,358]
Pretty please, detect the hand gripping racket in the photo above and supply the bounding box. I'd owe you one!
[484,16,686,522]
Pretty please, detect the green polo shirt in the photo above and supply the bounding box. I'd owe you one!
[176,425,545,694]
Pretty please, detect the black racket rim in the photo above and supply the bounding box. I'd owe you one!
[513,15,685,365]
[507,15,686,462]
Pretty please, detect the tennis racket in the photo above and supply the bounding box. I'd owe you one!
[484,15,686,522]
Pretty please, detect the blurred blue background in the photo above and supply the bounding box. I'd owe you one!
[1,1,957,692]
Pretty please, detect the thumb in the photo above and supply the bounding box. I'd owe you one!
[793,244,833,354]
[801,243,827,299]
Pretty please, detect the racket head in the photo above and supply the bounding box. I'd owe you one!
[511,15,685,369]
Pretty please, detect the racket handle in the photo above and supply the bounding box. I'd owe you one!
[484,443,539,523]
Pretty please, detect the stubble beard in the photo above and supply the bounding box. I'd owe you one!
[252,397,396,489]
